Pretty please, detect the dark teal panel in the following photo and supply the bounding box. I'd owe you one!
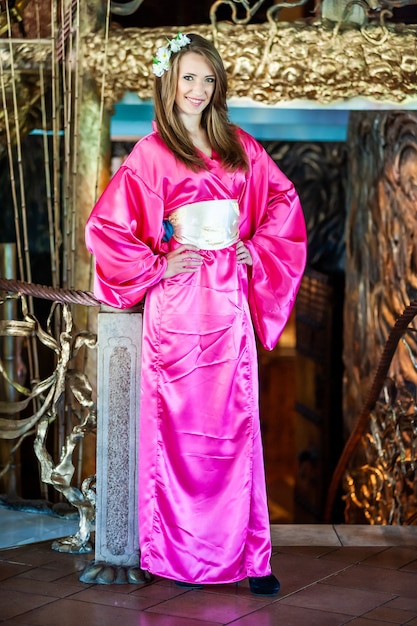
[111,93,349,142]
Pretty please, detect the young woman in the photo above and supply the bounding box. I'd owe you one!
[86,33,307,595]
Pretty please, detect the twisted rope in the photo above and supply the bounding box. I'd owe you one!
[324,298,417,522]
[0,277,100,306]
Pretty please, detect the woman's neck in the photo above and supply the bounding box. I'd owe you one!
[180,114,212,158]
[192,133,212,158]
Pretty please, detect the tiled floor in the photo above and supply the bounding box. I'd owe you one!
[1,510,417,625]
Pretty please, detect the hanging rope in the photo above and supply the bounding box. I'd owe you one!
[4,2,32,290]
[69,0,81,291]
[94,0,112,206]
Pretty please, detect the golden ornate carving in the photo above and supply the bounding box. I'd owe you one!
[344,377,417,525]
[81,20,417,107]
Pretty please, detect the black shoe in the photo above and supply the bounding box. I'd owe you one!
[175,580,204,589]
[249,574,280,596]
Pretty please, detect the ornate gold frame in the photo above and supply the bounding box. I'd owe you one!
[85,19,417,107]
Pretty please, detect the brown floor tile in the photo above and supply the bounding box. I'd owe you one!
[269,551,351,596]
[400,558,417,574]
[145,588,272,623]
[3,527,417,626]
[340,617,389,626]
[324,563,417,598]
[227,602,353,625]
[1,622,33,626]
[319,546,388,564]
[279,582,394,616]
[361,604,417,623]
[360,547,417,570]
[33,554,92,575]
[17,565,87,584]
[1,597,219,626]
[0,544,62,567]
[0,562,31,581]
[69,585,168,611]
[276,545,341,558]
[384,597,417,612]
[131,579,190,601]
[0,588,55,621]
[0,574,91,598]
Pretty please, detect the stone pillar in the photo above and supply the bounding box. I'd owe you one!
[80,304,151,585]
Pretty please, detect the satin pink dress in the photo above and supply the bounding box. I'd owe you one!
[85,126,307,584]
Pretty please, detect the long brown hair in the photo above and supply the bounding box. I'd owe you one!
[153,33,248,171]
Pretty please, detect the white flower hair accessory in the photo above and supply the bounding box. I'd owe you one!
[152,32,191,77]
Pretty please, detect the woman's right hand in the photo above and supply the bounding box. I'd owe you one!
[162,245,204,279]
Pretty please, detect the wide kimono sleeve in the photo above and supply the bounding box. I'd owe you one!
[242,137,307,351]
[85,164,167,309]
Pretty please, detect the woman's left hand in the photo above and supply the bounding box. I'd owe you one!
[236,240,253,266]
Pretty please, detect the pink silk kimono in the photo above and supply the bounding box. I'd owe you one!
[85,126,307,584]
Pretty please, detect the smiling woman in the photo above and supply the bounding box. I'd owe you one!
[85,31,307,596]
[153,34,247,172]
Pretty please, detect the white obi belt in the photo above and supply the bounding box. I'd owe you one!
[168,199,240,250]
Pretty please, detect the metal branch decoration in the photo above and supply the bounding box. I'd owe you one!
[210,0,278,25]
[0,293,98,553]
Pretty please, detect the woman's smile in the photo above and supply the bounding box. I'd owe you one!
[186,96,205,107]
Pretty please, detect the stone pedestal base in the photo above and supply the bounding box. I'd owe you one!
[80,304,151,584]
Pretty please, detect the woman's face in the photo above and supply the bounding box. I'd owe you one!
[175,51,215,120]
